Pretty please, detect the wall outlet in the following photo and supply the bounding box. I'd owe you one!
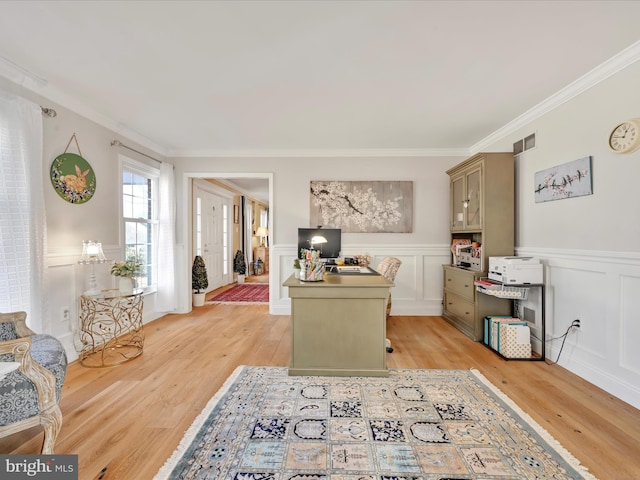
[62,307,70,321]
[572,317,581,329]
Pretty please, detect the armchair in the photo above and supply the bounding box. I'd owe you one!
[376,257,402,353]
[0,311,67,454]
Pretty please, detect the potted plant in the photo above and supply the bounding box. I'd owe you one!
[192,255,208,307]
[110,258,143,294]
[293,257,301,279]
[233,250,247,283]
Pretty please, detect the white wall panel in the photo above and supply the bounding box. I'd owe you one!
[518,247,640,409]
[621,274,640,375]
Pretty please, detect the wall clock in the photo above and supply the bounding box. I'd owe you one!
[608,118,640,154]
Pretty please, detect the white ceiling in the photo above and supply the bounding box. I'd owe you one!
[1,0,640,161]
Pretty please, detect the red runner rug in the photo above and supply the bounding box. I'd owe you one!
[207,283,268,304]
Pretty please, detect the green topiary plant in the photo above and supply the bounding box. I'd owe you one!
[233,250,247,275]
[192,255,209,293]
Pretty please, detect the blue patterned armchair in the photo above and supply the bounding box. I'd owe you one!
[0,311,67,453]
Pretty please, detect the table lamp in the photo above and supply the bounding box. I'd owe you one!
[78,240,108,296]
[256,226,269,247]
[310,235,327,254]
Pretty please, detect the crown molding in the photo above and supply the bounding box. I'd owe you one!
[0,56,168,157]
[470,40,640,154]
[4,40,640,159]
[167,147,471,158]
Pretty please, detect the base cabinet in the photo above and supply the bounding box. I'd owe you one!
[442,265,511,341]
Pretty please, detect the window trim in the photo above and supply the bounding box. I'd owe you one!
[120,156,160,294]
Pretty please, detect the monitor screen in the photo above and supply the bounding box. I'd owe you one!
[297,228,341,259]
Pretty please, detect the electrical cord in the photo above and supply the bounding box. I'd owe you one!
[530,319,580,365]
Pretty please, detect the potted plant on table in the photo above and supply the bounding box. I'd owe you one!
[233,250,247,283]
[192,255,209,307]
[293,257,301,279]
[110,258,144,294]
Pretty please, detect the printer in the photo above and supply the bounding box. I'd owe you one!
[489,257,543,285]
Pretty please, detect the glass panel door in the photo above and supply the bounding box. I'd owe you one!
[465,167,482,229]
[451,175,464,230]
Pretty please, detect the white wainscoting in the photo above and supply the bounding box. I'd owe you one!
[269,244,451,316]
[517,247,640,409]
[269,244,640,408]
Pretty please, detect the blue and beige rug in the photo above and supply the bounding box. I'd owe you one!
[155,366,597,480]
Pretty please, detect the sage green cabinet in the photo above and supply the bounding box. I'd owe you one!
[443,152,514,341]
[443,265,511,341]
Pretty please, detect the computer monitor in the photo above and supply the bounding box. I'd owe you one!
[297,228,341,259]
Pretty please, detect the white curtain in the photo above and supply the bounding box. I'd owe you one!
[155,161,177,312]
[0,91,46,331]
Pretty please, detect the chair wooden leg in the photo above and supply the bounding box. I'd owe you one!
[40,405,63,454]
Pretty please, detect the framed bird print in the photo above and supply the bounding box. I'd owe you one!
[534,156,592,203]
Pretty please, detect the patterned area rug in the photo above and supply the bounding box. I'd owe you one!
[207,283,268,304]
[155,366,597,480]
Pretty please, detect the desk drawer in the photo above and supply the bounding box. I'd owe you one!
[443,292,475,329]
[444,267,475,301]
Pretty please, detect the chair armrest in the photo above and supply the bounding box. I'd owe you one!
[0,337,58,410]
[0,311,37,338]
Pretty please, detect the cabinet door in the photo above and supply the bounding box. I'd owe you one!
[451,174,465,231]
[464,166,482,230]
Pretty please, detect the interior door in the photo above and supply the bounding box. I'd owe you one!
[202,190,224,290]
[194,184,229,292]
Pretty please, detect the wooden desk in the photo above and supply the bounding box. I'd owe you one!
[283,272,393,377]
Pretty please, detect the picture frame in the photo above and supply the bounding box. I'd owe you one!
[310,180,413,233]
[534,156,592,203]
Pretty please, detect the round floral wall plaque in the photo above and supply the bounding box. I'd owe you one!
[50,153,96,204]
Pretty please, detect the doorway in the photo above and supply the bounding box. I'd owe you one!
[181,173,273,312]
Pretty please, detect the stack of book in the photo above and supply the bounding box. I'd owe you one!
[484,316,532,359]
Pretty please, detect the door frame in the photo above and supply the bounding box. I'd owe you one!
[181,172,273,311]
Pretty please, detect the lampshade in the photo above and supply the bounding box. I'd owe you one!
[256,227,269,237]
[79,241,107,264]
[78,241,108,296]
[310,235,327,246]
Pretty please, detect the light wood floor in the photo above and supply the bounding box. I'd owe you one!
[2,303,639,480]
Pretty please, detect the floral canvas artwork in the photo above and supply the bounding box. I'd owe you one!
[534,156,592,203]
[310,180,413,233]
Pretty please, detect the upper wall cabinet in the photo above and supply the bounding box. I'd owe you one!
[446,152,514,272]
[450,164,482,231]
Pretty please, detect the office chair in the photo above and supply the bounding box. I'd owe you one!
[376,256,401,353]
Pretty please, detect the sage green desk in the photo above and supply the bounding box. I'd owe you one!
[283,272,393,377]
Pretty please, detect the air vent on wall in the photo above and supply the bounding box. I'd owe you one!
[513,133,536,156]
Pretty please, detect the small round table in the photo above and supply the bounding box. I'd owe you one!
[79,289,144,367]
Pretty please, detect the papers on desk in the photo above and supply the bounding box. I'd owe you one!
[332,266,374,274]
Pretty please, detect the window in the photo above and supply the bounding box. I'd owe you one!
[122,160,159,291]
